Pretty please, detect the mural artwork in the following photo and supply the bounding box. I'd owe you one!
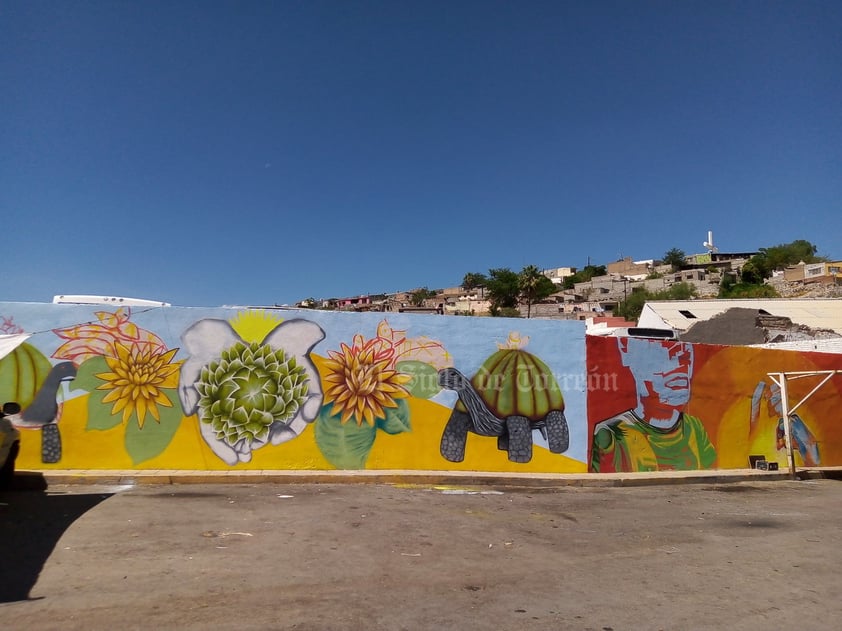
[0,303,588,473]
[750,380,820,467]
[587,335,842,473]
[591,337,715,472]
[2,301,839,475]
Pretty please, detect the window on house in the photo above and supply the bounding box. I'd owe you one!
[678,310,696,319]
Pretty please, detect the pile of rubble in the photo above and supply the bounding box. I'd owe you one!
[681,307,841,346]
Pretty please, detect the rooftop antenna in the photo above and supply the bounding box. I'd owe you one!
[703,230,718,253]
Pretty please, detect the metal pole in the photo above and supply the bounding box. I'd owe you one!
[776,373,797,480]
[768,369,842,478]
[787,371,838,416]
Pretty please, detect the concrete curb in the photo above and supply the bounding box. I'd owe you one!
[15,467,839,489]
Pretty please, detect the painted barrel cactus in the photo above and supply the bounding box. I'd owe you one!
[468,349,565,421]
[0,343,52,410]
[195,341,310,448]
[179,318,325,465]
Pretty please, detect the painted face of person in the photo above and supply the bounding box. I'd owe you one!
[619,338,694,428]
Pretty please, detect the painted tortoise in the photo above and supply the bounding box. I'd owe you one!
[437,348,569,463]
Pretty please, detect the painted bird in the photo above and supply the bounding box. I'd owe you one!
[10,361,77,463]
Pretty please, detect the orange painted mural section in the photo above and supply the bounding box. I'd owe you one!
[587,335,842,472]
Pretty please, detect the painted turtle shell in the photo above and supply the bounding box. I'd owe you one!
[459,349,564,421]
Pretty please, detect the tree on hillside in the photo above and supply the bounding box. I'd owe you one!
[747,239,823,280]
[409,287,436,306]
[461,272,487,295]
[615,287,648,322]
[615,282,698,322]
[518,265,557,318]
[485,268,520,315]
[662,248,687,272]
[719,273,779,298]
[562,265,607,289]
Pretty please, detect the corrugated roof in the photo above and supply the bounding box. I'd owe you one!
[638,299,842,335]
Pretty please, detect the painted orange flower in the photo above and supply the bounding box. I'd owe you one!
[96,342,181,427]
[322,334,411,426]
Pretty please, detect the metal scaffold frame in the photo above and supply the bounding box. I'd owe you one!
[767,370,842,479]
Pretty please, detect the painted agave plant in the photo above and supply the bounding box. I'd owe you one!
[179,318,325,465]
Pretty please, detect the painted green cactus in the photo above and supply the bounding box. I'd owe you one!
[195,341,309,448]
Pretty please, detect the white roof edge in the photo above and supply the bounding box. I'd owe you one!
[748,339,842,354]
[52,294,171,307]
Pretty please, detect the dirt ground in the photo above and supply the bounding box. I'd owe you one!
[1,478,841,630]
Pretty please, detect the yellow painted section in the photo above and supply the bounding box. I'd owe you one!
[229,310,285,343]
[16,387,585,473]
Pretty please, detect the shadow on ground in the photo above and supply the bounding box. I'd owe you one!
[0,473,112,603]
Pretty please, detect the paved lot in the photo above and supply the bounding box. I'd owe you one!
[1,478,841,630]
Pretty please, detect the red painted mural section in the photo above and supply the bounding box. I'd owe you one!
[587,335,842,472]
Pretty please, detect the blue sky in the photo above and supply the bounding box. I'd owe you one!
[2,1,840,307]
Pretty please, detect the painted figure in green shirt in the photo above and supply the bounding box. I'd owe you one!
[592,337,716,472]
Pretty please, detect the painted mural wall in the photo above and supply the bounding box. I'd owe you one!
[3,302,840,475]
[587,335,842,472]
[0,303,588,473]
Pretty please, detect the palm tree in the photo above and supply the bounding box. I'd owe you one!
[518,265,555,318]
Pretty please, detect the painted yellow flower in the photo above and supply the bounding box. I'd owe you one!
[96,342,181,427]
[322,335,411,426]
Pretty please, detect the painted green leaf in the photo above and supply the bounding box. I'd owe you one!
[73,355,109,393]
[314,403,376,469]
[376,398,411,435]
[86,374,123,431]
[396,360,440,399]
[125,394,184,465]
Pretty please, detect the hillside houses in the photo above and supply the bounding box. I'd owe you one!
[293,251,841,320]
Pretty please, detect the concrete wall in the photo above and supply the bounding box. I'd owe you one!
[0,302,587,473]
[606,257,652,278]
[2,301,839,475]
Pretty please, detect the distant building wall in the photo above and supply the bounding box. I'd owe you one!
[336,295,372,308]
[784,264,806,282]
[444,298,491,316]
[606,257,652,278]
[543,267,576,284]
[783,262,842,286]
